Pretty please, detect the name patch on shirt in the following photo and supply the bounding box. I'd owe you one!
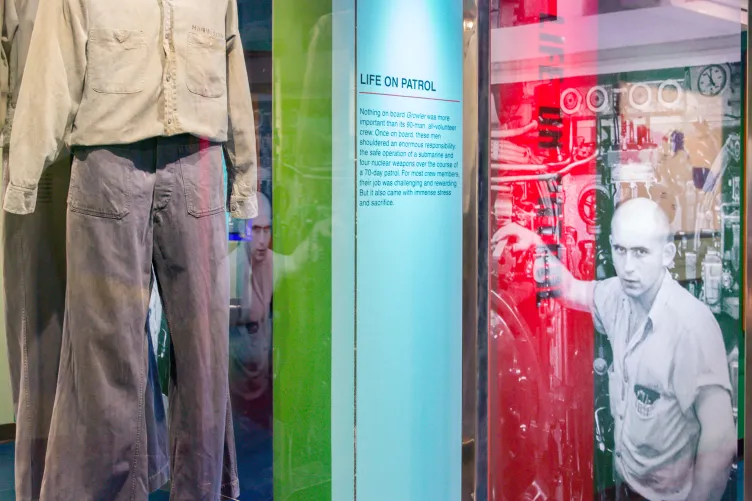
[191,25,223,39]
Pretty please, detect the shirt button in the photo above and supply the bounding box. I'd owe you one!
[167,119,172,125]
[230,203,239,212]
[615,451,621,458]
[166,75,171,82]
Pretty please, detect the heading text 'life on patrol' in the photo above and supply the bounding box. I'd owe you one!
[360,74,437,92]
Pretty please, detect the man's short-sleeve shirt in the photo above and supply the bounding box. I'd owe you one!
[592,272,732,501]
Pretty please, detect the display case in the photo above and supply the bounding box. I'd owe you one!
[482,1,747,500]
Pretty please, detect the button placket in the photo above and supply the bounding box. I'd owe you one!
[162,0,176,133]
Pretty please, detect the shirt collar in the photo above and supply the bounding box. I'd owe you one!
[620,271,672,354]
[643,270,673,329]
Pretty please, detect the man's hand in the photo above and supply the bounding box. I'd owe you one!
[686,386,736,501]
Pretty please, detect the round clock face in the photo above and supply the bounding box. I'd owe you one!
[697,65,727,96]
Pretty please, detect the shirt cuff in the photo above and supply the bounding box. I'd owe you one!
[3,182,37,214]
[229,192,258,219]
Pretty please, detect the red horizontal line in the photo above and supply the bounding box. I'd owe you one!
[359,91,460,103]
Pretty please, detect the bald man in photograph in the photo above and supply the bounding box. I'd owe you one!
[494,198,736,501]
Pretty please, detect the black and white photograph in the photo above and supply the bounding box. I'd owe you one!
[487,61,743,501]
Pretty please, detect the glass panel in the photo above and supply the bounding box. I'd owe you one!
[488,1,746,500]
[0,0,471,499]
[353,2,465,500]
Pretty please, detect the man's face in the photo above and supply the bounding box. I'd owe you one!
[610,218,673,299]
[251,213,271,260]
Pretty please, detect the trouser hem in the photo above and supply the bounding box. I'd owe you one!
[221,478,240,499]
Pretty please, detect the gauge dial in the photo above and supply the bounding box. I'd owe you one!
[697,64,727,96]
[658,80,683,109]
[629,83,651,111]
[586,86,608,113]
[661,85,677,103]
[560,88,581,115]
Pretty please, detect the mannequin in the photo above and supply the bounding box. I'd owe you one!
[0,0,170,499]
[4,0,256,499]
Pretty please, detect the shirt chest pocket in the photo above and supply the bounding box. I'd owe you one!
[186,32,226,98]
[88,29,148,94]
[623,386,672,458]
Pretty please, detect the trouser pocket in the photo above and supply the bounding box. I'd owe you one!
[68,147,133,219]
[179,142,225,218]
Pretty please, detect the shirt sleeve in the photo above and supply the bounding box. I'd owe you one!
[223,0,258,220]
[3,0,86,215]
[0,0,14,133]
[672,314,732,414]
[591,278,616,338]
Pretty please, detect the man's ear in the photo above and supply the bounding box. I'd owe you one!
[662,241,677,266]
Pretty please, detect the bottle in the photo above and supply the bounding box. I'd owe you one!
[685,251,697,280]
[702,250,722,314]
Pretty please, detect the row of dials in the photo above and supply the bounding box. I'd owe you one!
[559,82,685,115]
[558,65,728,116]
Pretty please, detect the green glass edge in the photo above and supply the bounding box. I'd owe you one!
[272,1,334,500]
[738,29,746,442]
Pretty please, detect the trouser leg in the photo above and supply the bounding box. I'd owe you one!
[221,393,239,498]
[151,137,230,501]
[40,143,157,501]
[3,148,169,499]
[151,276,238,499]
[3,153,68,501]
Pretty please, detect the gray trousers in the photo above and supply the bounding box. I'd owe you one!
[40,136,237,501]
[2,151,171,500]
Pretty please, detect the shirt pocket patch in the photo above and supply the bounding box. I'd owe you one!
[624,385,669,458]
[634,384,661,418]
[88,29,148,94]
[186,32,227,98]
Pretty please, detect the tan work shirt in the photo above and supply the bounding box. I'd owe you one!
[2,0,257,219]
[0,0,44,138]
[593,272,732,500]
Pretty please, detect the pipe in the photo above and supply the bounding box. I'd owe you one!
[492,158,572,172]
[490,120,538,139]
[491,153,598,184]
